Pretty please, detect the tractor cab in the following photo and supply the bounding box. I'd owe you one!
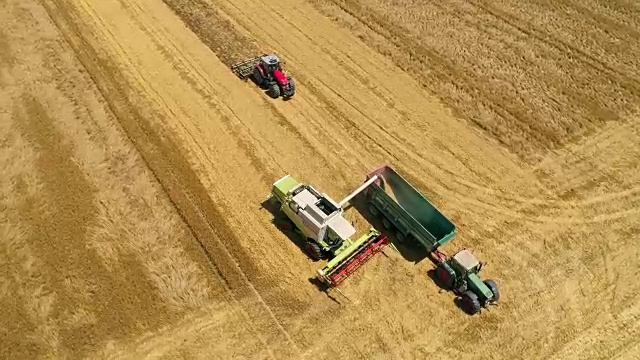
[451,249,482,275]
[260,54,281,76]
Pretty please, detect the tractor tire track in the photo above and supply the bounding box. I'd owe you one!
[39,0,302,357]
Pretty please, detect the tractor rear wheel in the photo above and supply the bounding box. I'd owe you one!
[461,291,482,315]
[252,67,266,88]
[267,83,281,98]
[483,279,500,302]
[435,263,456,290]
[304,240,322,261]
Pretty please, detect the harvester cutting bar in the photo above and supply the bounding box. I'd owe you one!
[230,55,263,79]
[338,174,379,207]
[317,232,389,287]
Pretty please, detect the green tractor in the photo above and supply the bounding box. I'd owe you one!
[433,249,499,315]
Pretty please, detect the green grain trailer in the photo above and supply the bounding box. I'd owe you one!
[360,165,499,314]
[363,165,456,251]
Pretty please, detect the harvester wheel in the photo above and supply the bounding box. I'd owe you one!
[435,263,456,289]
[483,279,500,302]
[304,240,323,261]
[461,291,482,315]
[267,83,281,98]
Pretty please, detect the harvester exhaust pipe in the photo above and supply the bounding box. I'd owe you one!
[339,175,379,208]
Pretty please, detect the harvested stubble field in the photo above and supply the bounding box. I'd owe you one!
[1,0,638,359]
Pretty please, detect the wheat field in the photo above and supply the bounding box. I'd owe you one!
[1,0,638,359]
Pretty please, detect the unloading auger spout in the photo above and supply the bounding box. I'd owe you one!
[338,175,379,208]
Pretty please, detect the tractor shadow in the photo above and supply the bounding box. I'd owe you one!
[427,268,478,316]
[348,194,430,265]
[248,77,292,101]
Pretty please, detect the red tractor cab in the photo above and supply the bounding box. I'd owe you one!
[231,54,296,99]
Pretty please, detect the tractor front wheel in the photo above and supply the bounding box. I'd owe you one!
[304,240,323,261]
[461,291,482,315]
[287,76,296,96]
[483,279,500,302]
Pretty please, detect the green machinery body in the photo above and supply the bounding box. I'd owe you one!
[270,174,389,287]
[364,165,499,314]
[365,165,456,251]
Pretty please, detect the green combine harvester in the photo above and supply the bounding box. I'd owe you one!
[363,165,499,314]
[269,174,389,287]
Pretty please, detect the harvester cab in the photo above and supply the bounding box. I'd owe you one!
[434,249,499,314]
[231,53,295,99]
[269,174,389,288]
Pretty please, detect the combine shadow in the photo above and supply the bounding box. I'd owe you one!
[348,194,430,265]
[260,197,317,262]
[307,278,343,304]
[260,198,346,303]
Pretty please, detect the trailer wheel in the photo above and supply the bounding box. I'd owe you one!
[461,291,482,315]
[368,204,379,217]
[396,231,407,244]
[381,217,392,230]
[483,279,500,302]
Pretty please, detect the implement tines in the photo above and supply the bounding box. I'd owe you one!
[230,55,264,79]
[325,234,389,286]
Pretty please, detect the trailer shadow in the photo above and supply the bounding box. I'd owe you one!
[348,195,430,265]
[260,197,318,262]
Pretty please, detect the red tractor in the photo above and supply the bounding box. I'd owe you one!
[231,54,295,99]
